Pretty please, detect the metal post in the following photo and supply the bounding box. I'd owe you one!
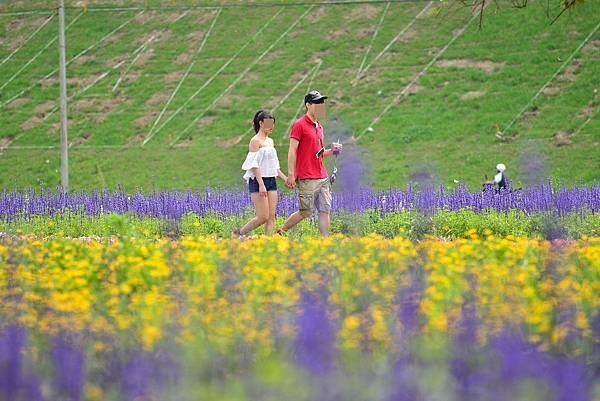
[58,0,69,191]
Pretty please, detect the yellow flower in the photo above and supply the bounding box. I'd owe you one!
[141,324,162,350]
[430,313,448,332]
[84,384,104,401]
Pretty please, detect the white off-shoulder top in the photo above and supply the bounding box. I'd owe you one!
[241,145,280,182]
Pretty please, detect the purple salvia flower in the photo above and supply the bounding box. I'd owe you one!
[519,146,548,187]
[294,290,335,377]
[387,355,421,401]
[450,302,491,401]
[120,351,152,400]
[546,357,591,401]
[21,373,46,401]
[388,271,426,401]
[1,183,600,219]
[51,334,85,401]
[490,330,548,382]
[0,324,25,399]
[396,272,422,336]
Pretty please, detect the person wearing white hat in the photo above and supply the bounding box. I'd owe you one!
[484,163,508,190]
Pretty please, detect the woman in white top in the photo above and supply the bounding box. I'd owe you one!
[234,110,287,236]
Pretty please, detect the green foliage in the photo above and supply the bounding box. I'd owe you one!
[1,212,161,238]
[432,209,533,238]
[1,210,598,239]
[180,212,241,237]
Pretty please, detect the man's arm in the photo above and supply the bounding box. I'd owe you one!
[323,141,342,157]
[286,138,299,188]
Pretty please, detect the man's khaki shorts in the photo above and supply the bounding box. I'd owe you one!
[297,178,332,218]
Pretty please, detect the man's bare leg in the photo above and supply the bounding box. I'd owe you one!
[318,212,330,237]
[280,211,305,233]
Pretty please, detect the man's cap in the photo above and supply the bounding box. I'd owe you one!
[304,90,328,104]
[496,163,506,172]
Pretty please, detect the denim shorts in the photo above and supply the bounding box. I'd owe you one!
[249,176,277,193]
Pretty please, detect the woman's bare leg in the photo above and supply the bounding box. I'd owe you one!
[239,193,269,234]
[266,191,278,234]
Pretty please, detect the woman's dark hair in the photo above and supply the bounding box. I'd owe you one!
[253,109,275,133]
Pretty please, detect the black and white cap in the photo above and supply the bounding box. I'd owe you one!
[304,90,328,104]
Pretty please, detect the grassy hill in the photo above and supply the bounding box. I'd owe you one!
[0,0,598,191]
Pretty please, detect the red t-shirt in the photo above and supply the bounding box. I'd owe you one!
[289,114,328,180]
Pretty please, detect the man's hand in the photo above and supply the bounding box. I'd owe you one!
[285,175,296,189]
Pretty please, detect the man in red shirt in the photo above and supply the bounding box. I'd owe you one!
[278,90,342,237]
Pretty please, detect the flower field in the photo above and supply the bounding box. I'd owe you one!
[1,184,599,240]
[2,183,599,218]
[2,0,599,396]
[1,233,599,401]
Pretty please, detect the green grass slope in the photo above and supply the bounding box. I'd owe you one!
[0,1,598,191]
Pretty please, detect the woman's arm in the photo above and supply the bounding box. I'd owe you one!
[271,139,286,181]
[253,167,267,196]
[249,138,267,197]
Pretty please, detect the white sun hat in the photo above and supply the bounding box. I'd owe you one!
[496,163,506,172]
